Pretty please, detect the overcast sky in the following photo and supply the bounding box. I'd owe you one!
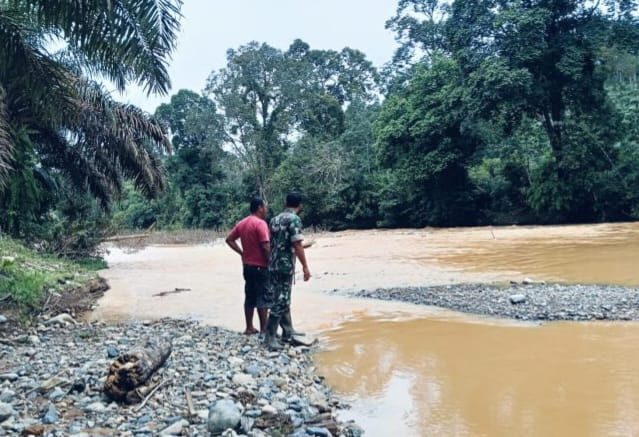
[117,0,400,113]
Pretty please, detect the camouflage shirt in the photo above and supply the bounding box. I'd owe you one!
[269,208,304,275]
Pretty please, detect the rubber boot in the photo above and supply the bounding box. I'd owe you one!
[263,314,283,351]
[280,309,304,339]
[279,309,294,343]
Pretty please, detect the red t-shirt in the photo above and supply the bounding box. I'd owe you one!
[227,215,270,267]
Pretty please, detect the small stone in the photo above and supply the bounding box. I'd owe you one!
[306,427,332,437]
[344,423,365,437]
[42,403,58,424]
[0,374,18,382]
[21,424,46,436]
[39,376,69,393]
[0,315,7,324]
[0,402,14,422]
[244,365,261,377]
[106,346,120,358]
[232,373,254,386]
[509,294,527,304]
[158,419,188,436]
[85,402,109,413]
[48,387,65,401]
[228,357,244,366]
[208,399,241,435]
[261,404,277,415]
[0,390,15,403]
[271,401,287,411]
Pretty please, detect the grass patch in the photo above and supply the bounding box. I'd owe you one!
[0,234,98,311]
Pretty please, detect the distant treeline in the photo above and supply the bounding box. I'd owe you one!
[3,1,639,256]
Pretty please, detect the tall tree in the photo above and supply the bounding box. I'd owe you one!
[205,40,379,200]
[375,56,481,226]
[386,0,639,221]
[154,90,239,228]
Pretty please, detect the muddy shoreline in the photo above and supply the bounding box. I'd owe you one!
[350,281,639,321]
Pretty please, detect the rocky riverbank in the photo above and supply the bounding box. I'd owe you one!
[0,317,362,437]
[352,281,639,321]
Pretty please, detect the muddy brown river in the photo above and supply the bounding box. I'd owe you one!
[95,222,639,437]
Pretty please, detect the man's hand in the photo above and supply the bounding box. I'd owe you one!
[293,241,311,281]
[302,266,311,281]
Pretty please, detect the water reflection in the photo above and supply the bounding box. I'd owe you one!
[317,316,639,437]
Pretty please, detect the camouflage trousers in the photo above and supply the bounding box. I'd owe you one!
[269,272,293,318]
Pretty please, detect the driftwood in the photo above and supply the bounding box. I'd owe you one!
[306,412,339,435]
[185,389,195,417]
[103,340,172,403]
[152,287,191,297]
[103,233,149,242]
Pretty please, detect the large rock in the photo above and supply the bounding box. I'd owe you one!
[207,399,241,435]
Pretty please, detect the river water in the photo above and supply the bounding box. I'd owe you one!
[95,222,639,437]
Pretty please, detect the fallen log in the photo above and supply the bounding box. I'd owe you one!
[103,340,172,403]
[103,233,149,242]
[152,287,191,297]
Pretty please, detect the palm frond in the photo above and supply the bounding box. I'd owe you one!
[0,9,75,121]
[37,128,115,207]
[0,83,13,185]
[66,79,170,199]
[8,0,183,94]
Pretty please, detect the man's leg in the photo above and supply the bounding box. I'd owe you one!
[244,306,258,334]
[242,266,259,335]
[264,272,292,350]
[257,308,268,333]
[255,267,271,334]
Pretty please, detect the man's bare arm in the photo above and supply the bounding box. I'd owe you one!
[292,241,311,281]
[225,237,243,256]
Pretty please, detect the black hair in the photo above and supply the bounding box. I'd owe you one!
[285,192,302,208]
[250,197,265,213]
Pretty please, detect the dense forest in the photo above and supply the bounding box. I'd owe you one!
[2,0,639,257]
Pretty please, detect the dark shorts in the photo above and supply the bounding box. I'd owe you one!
[242,265,271,309]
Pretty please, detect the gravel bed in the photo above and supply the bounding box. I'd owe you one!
[352,282,639,321]
[0,318,362,437]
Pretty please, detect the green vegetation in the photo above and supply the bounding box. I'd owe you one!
[111,0,639,231]
[3,0,639,265]
[0,235,99,311]
[0,0,182,253]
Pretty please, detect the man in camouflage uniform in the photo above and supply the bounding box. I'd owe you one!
[264,192,311,350]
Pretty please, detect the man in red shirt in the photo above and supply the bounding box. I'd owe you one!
[225,198,271,334]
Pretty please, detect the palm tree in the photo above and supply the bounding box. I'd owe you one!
[0,0,182,205]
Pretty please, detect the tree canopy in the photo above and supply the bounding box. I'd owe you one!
[5,0,639,248]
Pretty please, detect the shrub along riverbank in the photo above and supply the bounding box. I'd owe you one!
[0,235,107,325]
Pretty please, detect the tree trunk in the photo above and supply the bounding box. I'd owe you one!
[103,340,172,403]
